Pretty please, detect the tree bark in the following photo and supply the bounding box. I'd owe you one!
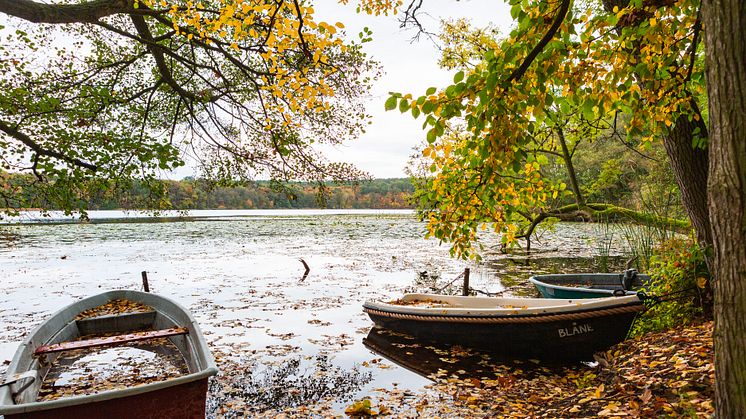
[0,0,132,24]
[661,101,712,266]
[703,0,746,415]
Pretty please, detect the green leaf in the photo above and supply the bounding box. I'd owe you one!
[453,71,464,83]
[399,99,410,113]
[384,96,397,111]
[426,128,437,143]
[426,87,437,95]
[422,101,434,114]
[411,106,421,119]
[510,4,521,19]
[582,99,596,120]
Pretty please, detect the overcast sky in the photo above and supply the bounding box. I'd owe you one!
[310,0,513,178]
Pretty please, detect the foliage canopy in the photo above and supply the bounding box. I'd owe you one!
[0,0,395,214]
[390,0,705,259]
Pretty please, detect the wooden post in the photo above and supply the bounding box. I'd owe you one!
[299,259,310,281]
[141,271,150,293]
[300,259,310,275]
[462,268,470,296]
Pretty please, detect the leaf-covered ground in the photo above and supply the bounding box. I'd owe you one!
[224,321,713,417]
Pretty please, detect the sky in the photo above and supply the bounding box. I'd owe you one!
[310,0,514,178]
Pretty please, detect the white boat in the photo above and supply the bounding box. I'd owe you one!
[363,293,645,360]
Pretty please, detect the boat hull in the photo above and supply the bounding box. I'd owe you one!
[364,299,643,360]
[4,378,208,419]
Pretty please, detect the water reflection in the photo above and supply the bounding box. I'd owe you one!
[206,355,372,417]
[362,327,582,383]
[39,339,188,401]
[363,327,501,381]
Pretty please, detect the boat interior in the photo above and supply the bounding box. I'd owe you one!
[0,291,205,407]
[531,273,650,290]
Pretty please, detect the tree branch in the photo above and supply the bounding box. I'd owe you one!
[129,14,209,102]
[504,0,571,86]
[0,119,98,171]
[0,0,138,23]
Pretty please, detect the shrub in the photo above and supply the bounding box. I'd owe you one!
[630,237,711,337]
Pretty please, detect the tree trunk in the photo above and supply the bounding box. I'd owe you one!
[661,102,712,267]
[556,125,586,207]
[702,0,746,415]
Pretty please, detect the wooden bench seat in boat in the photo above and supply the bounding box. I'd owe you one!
[34,327,189,355]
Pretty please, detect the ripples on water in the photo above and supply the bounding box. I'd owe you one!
[0,210,633,413]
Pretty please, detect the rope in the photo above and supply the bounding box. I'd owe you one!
[657,287,699,301]
[636,287,699,308]
[363,304,644,325]
[471,288,507,297]
[434,271,465,293]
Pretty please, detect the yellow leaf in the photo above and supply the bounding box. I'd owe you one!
[345,399,375,416]
[594,383,605,399]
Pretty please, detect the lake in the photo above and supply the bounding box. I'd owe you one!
[0,210,632,416]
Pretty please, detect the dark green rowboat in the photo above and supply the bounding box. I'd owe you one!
[529,270,650,299]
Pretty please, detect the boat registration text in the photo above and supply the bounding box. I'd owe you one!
[558,323,594,338]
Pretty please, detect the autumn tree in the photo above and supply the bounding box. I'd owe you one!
[394,0,743,414]
[701,0,746,414]
[0,0,392,214]
[395,2,699,257]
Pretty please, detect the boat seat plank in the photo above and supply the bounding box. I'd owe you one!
[34,327,188,355]
[75,310,157,336]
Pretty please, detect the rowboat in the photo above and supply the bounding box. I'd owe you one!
[0,290,217,419]
[363,293,645,360]
[529,270,650,299]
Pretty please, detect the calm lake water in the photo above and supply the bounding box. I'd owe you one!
[0,210,633,415]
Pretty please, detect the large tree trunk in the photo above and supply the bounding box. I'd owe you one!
[702,0,746,415]
[662,102,712,265]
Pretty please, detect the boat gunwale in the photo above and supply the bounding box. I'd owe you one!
[528,273,651,296]
[0,290,218,416]
[362,293,644,318]
[528,277,636,296]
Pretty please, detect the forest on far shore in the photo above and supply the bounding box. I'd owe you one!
[90,178,414,210]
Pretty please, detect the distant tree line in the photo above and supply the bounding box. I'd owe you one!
[84,178,415,210]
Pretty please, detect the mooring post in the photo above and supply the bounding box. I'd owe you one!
[141,271,150,293]
[300,258,310,275]
[462,268,470,296]
[299,258,311,281]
